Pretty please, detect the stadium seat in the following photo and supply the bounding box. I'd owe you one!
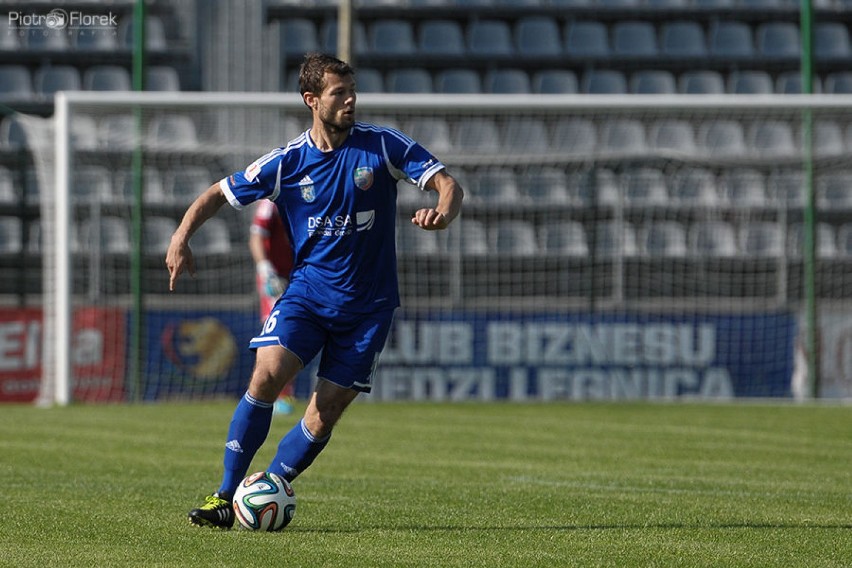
[595,221,638,257]
[320,20,368,56]
[144,216,179,254]
[280,18,319,57]
[24,29,69,51]
[146,114,199,149]
[835,223,852,257]
[490,221,538,255]
[0,115,28,149]
[146,66,181,91]
[810,120,845,157]
[98,115,136,150]
[73,30,119,51]
[709,21,755,58]
[418,20,465,55]
[787,222,837,258]
[612,21,658,57]
[582,70,627,94]
[114,167,168,204]
[740,222,784,257]
[452,118,501,153]
[515,16,561,56]
[502,117,549,152]
[71,116,98,151]
[564,20,609,57]
[720,168,767,206]
[519,168,570,204]
[119,15,168,51]
[0,217,22,254]
[642,221,688,257]
[817,172,852,209]
[747,121,796,157]
[532,70,578,94]
[670,168,719,206]
[728,70,773,94]
[766,170,805,206]
[815,22,851,60]
[648,119,697,154]
[697,120,747,157]
[0,66,33,100]
[470,168,520,204]
[775,71,821,94]
[459,219,489,256]
[551,118,597,153]
[689,221,738,257]
[397,225,441,254]
[661,21,708,58]
[630,70,676,94]
[369,19,416,55]
[168,166,214,203]
[485,69,530,94]
[539,221,588,256]
[0,167,15,204]
[467,20,514,55]
[34,65,82,97]
[678,70,725,94]
[71,166,111,202]
[405,117,453,155]
[434,69,481,93]
[598,119,646,153]
[824,72,852,94]
[79,216,131,254]
[623,167,669,206]
[0,19,19,50]
[192,218,232,254]
[756,22,800,59]
[593,169,620,205]
[354,68,383,93]
[83,66,131,91]
[386,68,433,93]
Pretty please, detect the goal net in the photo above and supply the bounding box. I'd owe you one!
[10,92,852,404]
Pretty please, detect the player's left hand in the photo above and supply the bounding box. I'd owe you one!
[411,208,448,230]
[166,238,195,291]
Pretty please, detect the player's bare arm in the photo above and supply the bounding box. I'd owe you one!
[166,183,228,290]
[412,170,464,230]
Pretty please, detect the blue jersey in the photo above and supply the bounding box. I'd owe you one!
[219,122,445,313]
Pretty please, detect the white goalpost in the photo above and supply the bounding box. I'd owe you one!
[26,91,852,405]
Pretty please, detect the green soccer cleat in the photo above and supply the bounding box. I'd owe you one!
[188,493,234,529]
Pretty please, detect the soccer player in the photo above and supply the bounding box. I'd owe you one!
[249,200,296,415]
[166,52,464,529]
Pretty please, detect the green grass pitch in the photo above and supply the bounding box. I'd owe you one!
[1,401,850,567]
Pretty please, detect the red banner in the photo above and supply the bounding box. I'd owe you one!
[0,307,126,403]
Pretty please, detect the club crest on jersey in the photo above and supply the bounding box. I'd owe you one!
[299,175,315,202]
[353,167,374,191]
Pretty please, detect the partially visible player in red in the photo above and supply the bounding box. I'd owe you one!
[249,199,295,415]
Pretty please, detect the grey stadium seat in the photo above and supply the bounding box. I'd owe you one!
[709,21,754,58]
[564,20,609,57]
[612,21,658,57]
[697,120,747,156]
[34,65,81,97]
[739,222,784,257]
[386,68,433,93]
[661,21,707,57]
[678,70,725,94]
[756,22,800,59]
[728,70,773,94]
[0,66,33,99]
[83,65,132,91]
[280,18,319,57]
[485,69,530,94]
[435,69,481,93]
[532,70,578,94]
[815,22,851,59]
[467,20,514,55]
[582,70,627,94]
[369,20,416,55]
[418,20,465,55]
[630,70,676,94]
[515,16,561,56]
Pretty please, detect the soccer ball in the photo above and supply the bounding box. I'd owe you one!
[232,471,296,531]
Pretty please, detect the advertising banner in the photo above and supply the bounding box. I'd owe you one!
[0,307,125,402]
[375,311,796,401]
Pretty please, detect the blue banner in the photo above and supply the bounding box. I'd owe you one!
[376,311,796,401]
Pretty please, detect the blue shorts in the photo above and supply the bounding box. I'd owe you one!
[249,297,395,393]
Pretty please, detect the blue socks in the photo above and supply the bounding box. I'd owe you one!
[219,392,273,498]
[268,418,331,482]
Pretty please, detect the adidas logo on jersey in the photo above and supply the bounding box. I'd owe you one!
[225,439,243,453]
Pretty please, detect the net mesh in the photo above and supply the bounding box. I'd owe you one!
[11,94,852,403]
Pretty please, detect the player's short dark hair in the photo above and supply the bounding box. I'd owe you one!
[299,52,354,98]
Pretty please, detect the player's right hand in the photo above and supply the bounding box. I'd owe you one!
[166,238,195,291]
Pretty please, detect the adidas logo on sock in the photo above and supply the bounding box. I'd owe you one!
[225,439,243,453]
